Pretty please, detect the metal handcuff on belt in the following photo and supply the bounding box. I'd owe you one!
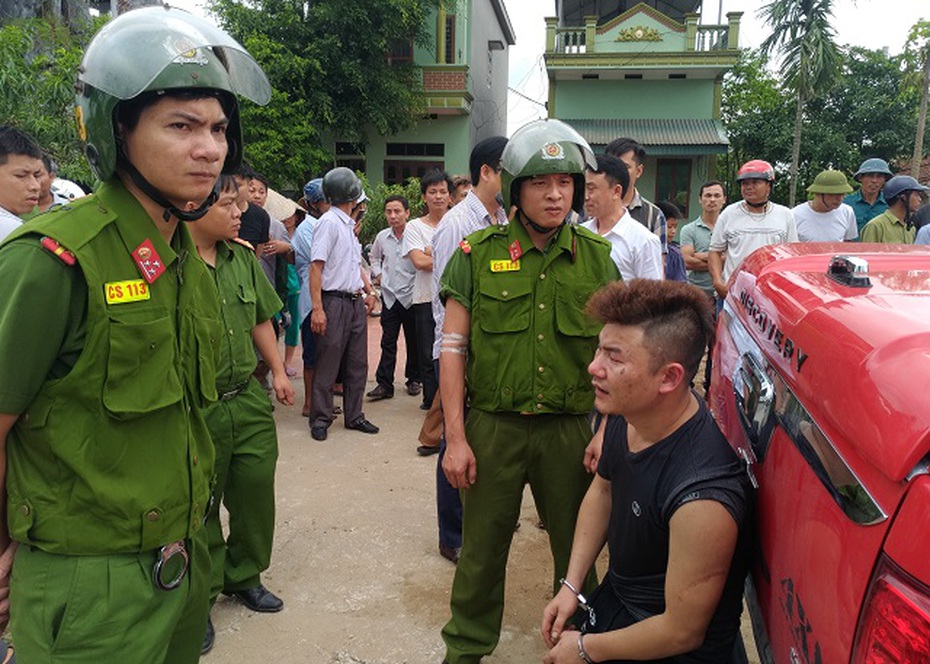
[153,540,189,591]
[152,495,213,591]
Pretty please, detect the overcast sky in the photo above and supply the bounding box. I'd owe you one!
[504,0,929,132]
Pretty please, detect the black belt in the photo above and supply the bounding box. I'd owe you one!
[322,289,363,300]
[218,383,248,401]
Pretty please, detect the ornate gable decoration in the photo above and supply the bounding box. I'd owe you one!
[616,25,662,42]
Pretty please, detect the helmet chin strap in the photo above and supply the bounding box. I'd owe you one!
[117,152,217,223]
[521,212,562,235]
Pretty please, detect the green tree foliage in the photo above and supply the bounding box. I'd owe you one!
[0,17,102,185]
[760,0,843,205]
[722,47,920,204]
[210,0,445,190]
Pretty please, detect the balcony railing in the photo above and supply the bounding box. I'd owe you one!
[545,12,742,55]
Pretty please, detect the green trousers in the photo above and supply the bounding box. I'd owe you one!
[441,409,597,664]
[205,377,278,601]
[9,527,210,663]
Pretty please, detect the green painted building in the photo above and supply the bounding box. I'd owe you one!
[330,0,515,186]
[545,1,741,218]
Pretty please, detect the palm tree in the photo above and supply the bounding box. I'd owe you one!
[759,0,842,206]
[906,21,930,178]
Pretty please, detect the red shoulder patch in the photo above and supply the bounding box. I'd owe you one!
[458,239,471,254]
[40,236,77,266]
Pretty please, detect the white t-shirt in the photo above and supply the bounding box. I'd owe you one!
[710,201,798,282]
[581,212,662,281]
[402,218,438,305]
[792,202,858,242]
[0,207,23,243]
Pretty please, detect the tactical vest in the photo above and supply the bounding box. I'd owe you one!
[5,183,221,554]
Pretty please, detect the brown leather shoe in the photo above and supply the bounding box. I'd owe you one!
[366,384,394,400]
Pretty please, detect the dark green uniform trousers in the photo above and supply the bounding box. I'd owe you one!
[205,377,278,601]
[9,528,210,663]
[441,409,598,664]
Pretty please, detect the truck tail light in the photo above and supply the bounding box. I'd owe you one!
[853,556,930,663]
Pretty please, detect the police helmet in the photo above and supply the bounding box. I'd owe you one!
[500,119,595,213]
[77,6,271,182]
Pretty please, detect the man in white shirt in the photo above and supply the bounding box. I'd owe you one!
[403,169,453,410]
[367,195,419,400]
[581,154,662,281]
[308,167,379,441]
[0,126,44,242]
[709,160,797,302]
[793,169,858,242]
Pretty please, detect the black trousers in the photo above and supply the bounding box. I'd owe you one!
[374,299,419,392]
[413,302,437,406]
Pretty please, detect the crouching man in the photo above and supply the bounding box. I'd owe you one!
[542,279,751,664]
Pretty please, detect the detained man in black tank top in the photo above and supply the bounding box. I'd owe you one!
[541,280,752,664]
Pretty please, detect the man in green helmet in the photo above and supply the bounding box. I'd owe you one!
[438,119,620,664]
[793,169,858,242]
[0,7,270,663]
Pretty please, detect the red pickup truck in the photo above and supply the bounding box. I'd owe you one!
[709,243,930,664]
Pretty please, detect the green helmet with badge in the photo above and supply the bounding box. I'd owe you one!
[807,169,853,195]
[501,119,596,213]
[76,5,271,183]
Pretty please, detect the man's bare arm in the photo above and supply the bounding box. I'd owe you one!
[541,474,611,648]
[708,250,727,298]
[439,299,475,488]
[681,244,709,271]
[576,500,738,662]
[0,414,19,631]
[407,248,433,271]
[309,261,327,335]
[252,320,294,406]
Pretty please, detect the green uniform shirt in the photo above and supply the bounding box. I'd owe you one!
[209,240,282,391]
[860,209,915,244]
[0,180,222,554]
[440,218,619,415]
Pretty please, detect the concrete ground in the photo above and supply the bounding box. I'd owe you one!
[205,317,759,663]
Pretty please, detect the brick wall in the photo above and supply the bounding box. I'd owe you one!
[423,69,467,91]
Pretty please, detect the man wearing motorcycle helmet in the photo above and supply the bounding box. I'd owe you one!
[707,159,797,301]
[0,7,270,662]
[861,174,928,244]
[437,119,618,663]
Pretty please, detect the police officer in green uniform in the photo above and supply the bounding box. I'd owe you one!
[438,119,620,664]
[0,7,269,663]
[188,175,294,654]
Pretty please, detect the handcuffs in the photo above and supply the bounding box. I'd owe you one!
[560,578,596,629]
[153,540,189,591]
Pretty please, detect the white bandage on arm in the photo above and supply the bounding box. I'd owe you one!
[440,332,468,356]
